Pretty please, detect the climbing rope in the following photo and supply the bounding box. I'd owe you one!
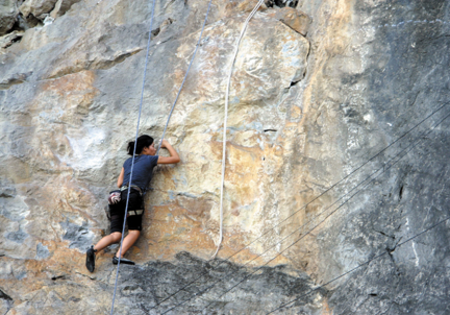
[158,103,450,314]
[213,0,265,259]
[156,0,213,154]
[148,100,450,312]
[109,0,156,314]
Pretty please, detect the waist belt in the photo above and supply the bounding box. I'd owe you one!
[120,185,143,195]
[119,185,144,216]
[127,209,144,216]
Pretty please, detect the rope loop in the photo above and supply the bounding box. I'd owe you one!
[212,0,265,259]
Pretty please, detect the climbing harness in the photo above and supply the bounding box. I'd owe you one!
[213,0,266,259]
[107,191,121,205]
[109,0,156,314]
[108,185,142,205]
[120,184,143,195]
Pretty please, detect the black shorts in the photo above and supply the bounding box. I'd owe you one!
[109,189,144,233]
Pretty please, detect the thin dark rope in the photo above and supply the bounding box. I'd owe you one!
[147,100,450,311]
[110,0,156,314]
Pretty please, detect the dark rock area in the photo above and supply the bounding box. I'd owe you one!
[0,288,13,315]
[0,0,19,36]
[0,0,82,43]
[60,220,94,250]
[312,0,450,313]
[113,252,327,315]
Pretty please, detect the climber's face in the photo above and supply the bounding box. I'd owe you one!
[142,143,156,156]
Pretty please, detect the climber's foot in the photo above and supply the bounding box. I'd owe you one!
[86,246,96,273]
[112,256,135,265]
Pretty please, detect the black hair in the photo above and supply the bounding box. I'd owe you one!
[127,135,154,155]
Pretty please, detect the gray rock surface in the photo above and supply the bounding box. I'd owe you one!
[297,0,450,313]
[49,0,81,19]
[115,252,327,315]
[0,30,24,53]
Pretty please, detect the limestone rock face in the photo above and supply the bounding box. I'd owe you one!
[275,7,310,35]
[1,0,450,314]
[19,0,59,20]
[49,0,82,19]
[0,30,24,53]
[0,0,18,36]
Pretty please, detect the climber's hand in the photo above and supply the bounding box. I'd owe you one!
[160,139,168,148]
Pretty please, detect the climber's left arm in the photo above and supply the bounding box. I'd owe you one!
[117,168,125,188]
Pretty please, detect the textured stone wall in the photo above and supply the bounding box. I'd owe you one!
[1,0,450,314]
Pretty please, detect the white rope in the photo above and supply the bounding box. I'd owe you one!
[212,0,265,259]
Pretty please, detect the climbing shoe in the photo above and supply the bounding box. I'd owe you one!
[112,256,135,265]
[85,246,96,273]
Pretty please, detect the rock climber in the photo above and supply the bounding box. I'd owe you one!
[85,135,180,272]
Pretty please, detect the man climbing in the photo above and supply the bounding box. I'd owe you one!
[85,135,180,272]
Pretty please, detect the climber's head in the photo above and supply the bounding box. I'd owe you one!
[127,135,155,155]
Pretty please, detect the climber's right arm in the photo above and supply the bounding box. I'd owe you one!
[157,140,180,164]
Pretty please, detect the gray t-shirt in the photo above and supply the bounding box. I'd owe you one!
[122,155,158,191]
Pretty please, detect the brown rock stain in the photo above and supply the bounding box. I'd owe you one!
[285,0,354,280]
[39,70,97,118]
[141,200,216,261]
[321,297,333,314]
